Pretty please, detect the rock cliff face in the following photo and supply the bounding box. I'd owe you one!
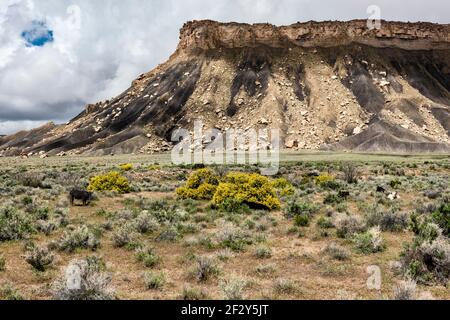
[1,20,450,157]
[177,20,450,52]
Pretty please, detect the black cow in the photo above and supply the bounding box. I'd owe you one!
[376,186,386,193]
[70,189,93,206]
[338,190,351,199]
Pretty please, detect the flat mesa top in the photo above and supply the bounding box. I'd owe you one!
[177,20,450,52]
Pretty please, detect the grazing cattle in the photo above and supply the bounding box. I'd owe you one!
[376,186,386,193]
[70,189,93,206]
[338,190,351,199]
[388,192,400,201]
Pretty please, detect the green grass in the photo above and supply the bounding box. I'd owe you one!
[1,151,448,170]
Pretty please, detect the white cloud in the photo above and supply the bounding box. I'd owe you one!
[0,0,449,134]
[0,120,49,135]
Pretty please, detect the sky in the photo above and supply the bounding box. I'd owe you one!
[0,0,449,135]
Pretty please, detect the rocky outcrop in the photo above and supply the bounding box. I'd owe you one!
[177,20,450,53]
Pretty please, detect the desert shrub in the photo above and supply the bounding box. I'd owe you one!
[415,237,450,281]
[133,211,160,234]
[148,164,161,171]
[215,222,253,251]
[220,278,247,300]
[335,214,366,239]
[0,206,34,241]
[22,196,33,205]
[410,215,442,244]
[380,211,409,232]
[24,245,55,271]
[294,214,310,227]
[115,209,136,221]
[316,174,340,190]
[284,200,317,219]
[53,208,69,228]
[389,179,402,189]
[87,171,130,193]
[432,202,450,237]
[181,286,209,300]
[0,255,5,271]
[271,178,295,197]
[317,216,334,229]
[135,247,161,268]
[176,222,198,235]
[0,284,25,300]
[424,190,441,200]
[18,172,44,188]
[140,200,188,224]
[111,224,139,248]
[366,206,408,232]
[273,278,297,295]
[254,245,272,259]
[217,198,250,214]
[191,256,220,282]
[255,263,277,276]
[156,227,180,242]
[215,248,235,261]
[400,219,449,284]
[342,164,359,184]
[213,172,280,210]
[58,225,100,252]
[32,206,50,220]
[244,219,256,230]
[119,163,133,171]
[392,279,417,300]
[144,272,165,290]
[256,221,269,231]
[323,243,350,261]
[353,227,386,254]
[323,193,345,205]
[36,220,58,236]
[176,168,219,200]
[52,257,115,300]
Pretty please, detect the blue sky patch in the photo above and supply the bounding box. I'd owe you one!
[21,21,54,47]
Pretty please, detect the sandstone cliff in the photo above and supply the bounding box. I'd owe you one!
[177,20,450,52]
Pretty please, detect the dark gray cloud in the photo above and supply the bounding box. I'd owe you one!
[0,0,448,134]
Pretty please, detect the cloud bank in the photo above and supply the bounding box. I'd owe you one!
[0,0,448,134]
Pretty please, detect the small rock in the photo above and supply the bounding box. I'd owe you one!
[259,118,269,125]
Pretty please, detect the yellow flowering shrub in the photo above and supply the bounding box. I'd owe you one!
[87,171,131,193]
[315,174,335,186]
[176,168,219,200]
[119,163,133,171]
[315,173,340,190]
[271,178,295,197]
[213,172,280,210]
